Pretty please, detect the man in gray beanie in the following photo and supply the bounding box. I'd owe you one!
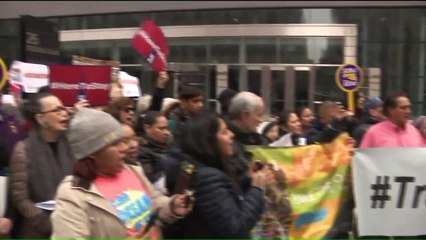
[67,108,124,160]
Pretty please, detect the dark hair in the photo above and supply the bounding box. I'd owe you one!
[21,92,56,127]
[262,121,277,136]
[180,111,240,185]
[178,85,204,100]
[295,106,310,119]
[136,111,164,136]
[37,85,51,94]
[105,97,135,123]
[143,111,164,126]
[383,91,409,117]
[218,88,237,116]
[73,157,97,182]
[180,111,222,167]
[278,110,296,127]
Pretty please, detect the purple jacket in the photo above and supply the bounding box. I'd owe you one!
[0,108,26,172]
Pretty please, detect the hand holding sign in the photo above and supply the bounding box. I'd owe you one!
[131,19,169,72]
[156,71,168,89]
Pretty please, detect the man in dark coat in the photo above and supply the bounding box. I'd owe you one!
[352,97,384,147]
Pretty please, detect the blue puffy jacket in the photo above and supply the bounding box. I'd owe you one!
[163,151,265,238]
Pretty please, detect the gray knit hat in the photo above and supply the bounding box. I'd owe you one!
[67,108,124,160]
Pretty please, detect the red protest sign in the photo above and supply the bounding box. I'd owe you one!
[49,65,111,106]
[131,19,168,72]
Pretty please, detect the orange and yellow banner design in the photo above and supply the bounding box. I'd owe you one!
[247,133,352,239]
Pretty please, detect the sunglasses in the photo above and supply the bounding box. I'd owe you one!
[124,107,135,113]
[40,106,68,115]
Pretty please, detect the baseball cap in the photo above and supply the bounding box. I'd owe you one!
[364,97,383,112]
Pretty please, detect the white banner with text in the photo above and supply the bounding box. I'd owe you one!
[353,148,426,236]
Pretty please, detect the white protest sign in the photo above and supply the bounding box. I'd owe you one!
[9,61,49,93]
[353,148,426,236]
[119,71,141,97]
[1,94,17,106]
[0,176,7,217]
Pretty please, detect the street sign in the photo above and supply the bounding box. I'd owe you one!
[335,63,364,111]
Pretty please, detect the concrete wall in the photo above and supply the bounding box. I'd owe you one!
[1,1,425,19]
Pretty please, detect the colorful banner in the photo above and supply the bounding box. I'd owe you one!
[49,65,111,106]
[353,148,426,237]
[131,19,168,72]
[248,133,352,239]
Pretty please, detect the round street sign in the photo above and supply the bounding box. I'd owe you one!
[335,63,363,92]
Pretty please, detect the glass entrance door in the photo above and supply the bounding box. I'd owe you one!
[228,64,316,117]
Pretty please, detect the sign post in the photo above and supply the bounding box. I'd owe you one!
[335,63,364,112]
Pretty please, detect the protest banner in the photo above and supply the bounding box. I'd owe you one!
[353,148,426,236]
[8,60,49,93]
[72,55,122,99]
[49,65,111,106]
[119,71,141,97]
[247,133,352,239]
[131,19,168,72]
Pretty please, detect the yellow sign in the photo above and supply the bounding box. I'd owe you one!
[335,63,364,112]
[0,58,7,91]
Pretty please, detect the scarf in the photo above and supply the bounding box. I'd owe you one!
[25,129,75,202]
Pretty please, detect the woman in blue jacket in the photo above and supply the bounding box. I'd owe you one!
[164,111,266,238]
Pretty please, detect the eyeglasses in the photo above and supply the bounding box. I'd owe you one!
[40,106,68,115]
[124,107,135,113]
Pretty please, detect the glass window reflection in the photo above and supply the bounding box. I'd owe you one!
[246,38,277,63]
[210,38,240,63]
[168,38,207,63]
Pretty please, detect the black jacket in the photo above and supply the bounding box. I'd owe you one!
[306,117,358,144]
[163,153,265,238]
[226,121,268,179]
[352,114,382,147]
[137,138,168,184]
[168,107,191,142]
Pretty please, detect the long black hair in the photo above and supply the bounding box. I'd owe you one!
[180,111,223,168]
[179,111,238,183]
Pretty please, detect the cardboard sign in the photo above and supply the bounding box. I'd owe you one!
[8,60,49,93]
[49,65,111,106]
[119,71,141,97]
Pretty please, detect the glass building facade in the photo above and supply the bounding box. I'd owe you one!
[1,7,425,114]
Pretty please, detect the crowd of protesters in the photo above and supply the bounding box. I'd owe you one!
[0,68,425,239]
